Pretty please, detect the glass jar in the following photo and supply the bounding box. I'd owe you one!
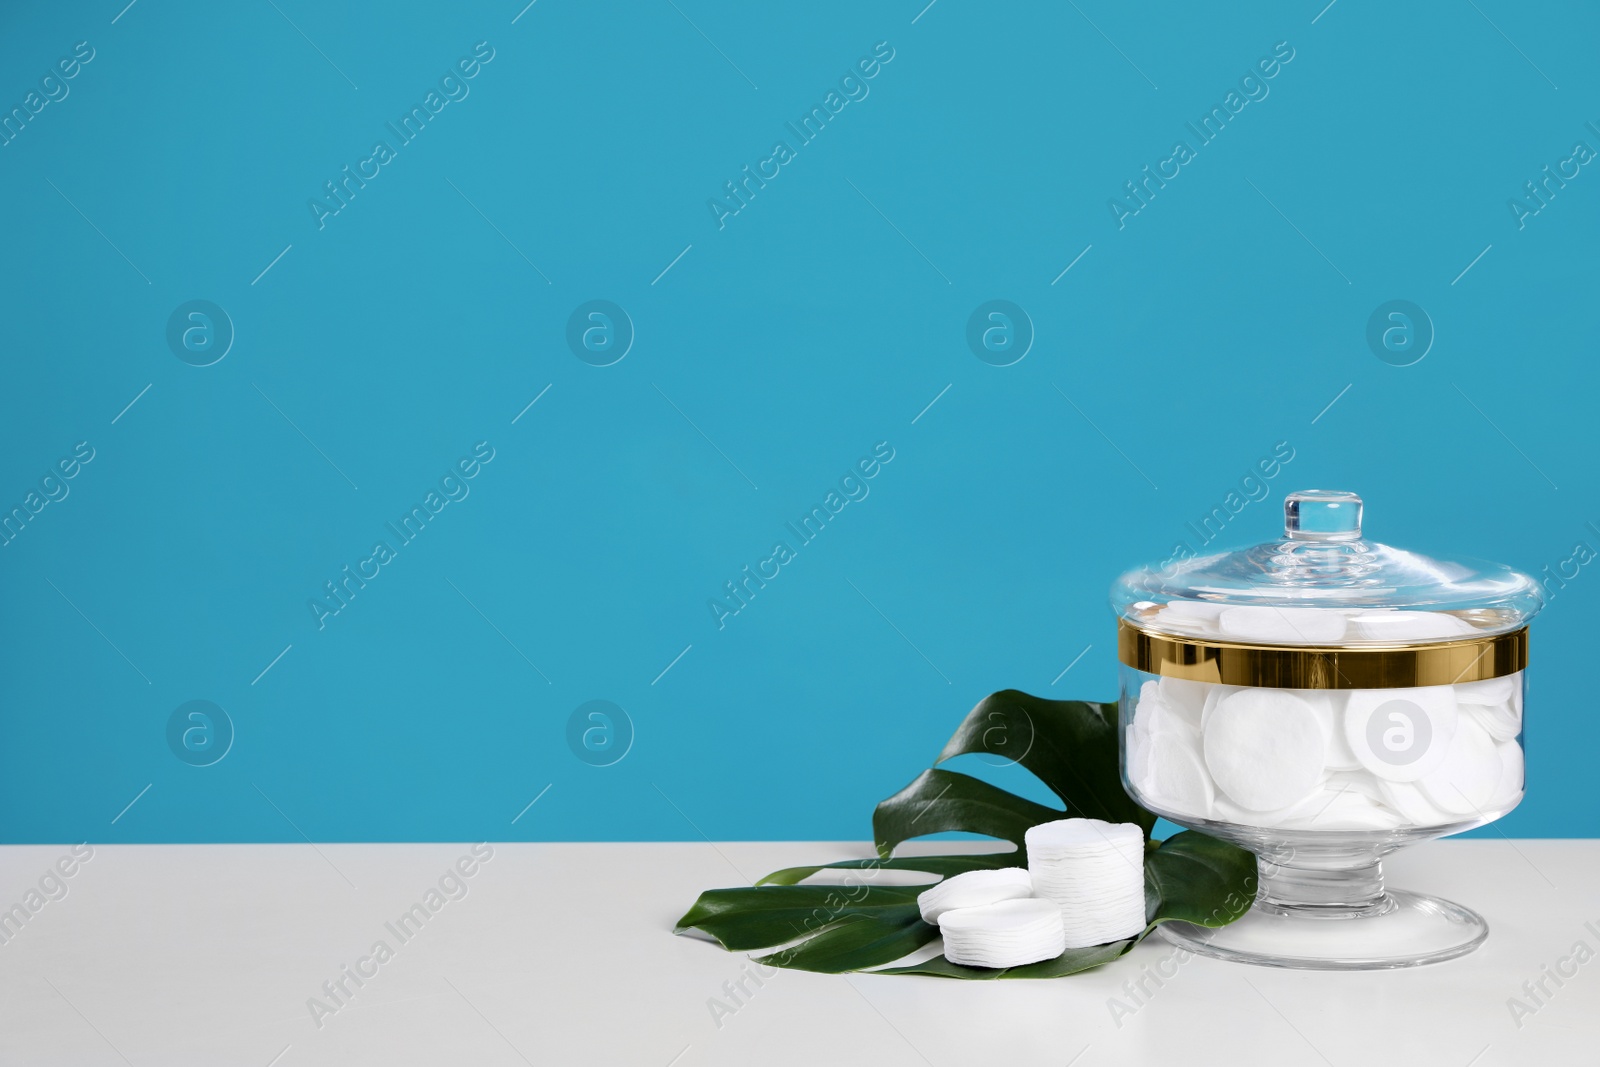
[1112,490,1540,969]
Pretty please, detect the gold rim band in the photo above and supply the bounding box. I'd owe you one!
[1117,620,1528,689]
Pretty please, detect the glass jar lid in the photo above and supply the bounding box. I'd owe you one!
[1113,490,1543,650]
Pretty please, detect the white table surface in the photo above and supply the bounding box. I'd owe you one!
[1,839,1595,1066]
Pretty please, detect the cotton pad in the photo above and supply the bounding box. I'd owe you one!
[1134,692,1198,748]
[1126,724,1149,775]
[1203,688,1327,811]
[1318,693,1362,771]
[1486,741,1524,811]
[938,898,1067,968]
[1346,610,1476,642]
[1125,665,1521,833]
[916,868,1033,924]
[1464,700,1521,742]
[1025,819,1147,948]
[1343,686,1459,783]
[1323,769,1388,804]
[1240,783,1331,827]
[1126,724,1152,791]
[1454,674,1519,707]
[1157,677,1208,728]
[1154,600,1226,638]
[1200,685,1244,733]
[1132,681,1166,738]
[1152,607,1214,636]
[1377,778,1452,825]
[1126,687,1210,817]
[1218,606,1348,645]
[1143,732,1214,815]
[1132,697,1197,764]
[1162,600,1228,621]
[1301,689,1344,750]
[1026,818,1145,856]
[1210,795,1253,824]
[1241,772,1381,829]
[1288,790,1404,831]
[1417,716,1502,816]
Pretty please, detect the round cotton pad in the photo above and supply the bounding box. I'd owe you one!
[1200,685,1243,733]
[1218,606,1348,644]
[1343,686,1459,783]
[1418,716,1502,816]
[1464,700,1521,742]
[938,898,1066,968]
[1132,690,1195,746]
[1322,769,1388,804]
[1288,790,1404,831]
[1025,818,1144,855]
[1126,727,1152,791]
[1347,610,1475,642]
[1152,607,1214,636]
[1161,600,1227,621]
[1317,693,1362,771]
[1203,688,1327,811]
[1487,741,1524,811]
[1144,731,1214,816]
[1209,795,1253,825]
[1377,778,1453,826]
[916,868,1033,924]
[1157,677,1208,728]
[1454,674,1519,707]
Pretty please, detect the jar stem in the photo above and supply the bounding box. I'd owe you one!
[1255,849,1390,917]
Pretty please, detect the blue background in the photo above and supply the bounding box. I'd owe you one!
[1,0,1595,843]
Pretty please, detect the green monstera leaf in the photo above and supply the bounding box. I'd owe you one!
[674,689,1258,978]
[931,691,1155,835]
[872,767,1066,856]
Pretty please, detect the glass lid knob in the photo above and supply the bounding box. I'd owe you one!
[1284,489,1363,541]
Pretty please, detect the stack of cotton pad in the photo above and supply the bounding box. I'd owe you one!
[938,898,1067,968]
[1124,669,1525,831]
[915,868,1062,967]
[915,823,1150,968]
[1025,819,1147,948]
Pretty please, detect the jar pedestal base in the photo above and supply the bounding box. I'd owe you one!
[1156,889,1487,970]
